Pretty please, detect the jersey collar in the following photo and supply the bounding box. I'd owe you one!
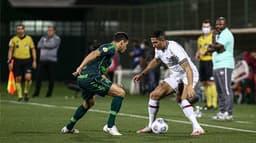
[18,34,26,40]
[162,41,169,51]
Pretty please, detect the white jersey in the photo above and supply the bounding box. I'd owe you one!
[155,41,198,87]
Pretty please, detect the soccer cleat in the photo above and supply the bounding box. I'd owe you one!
[225,115,233,120]
[61,126,79,134]
[24,94,29,102]
[191,127,205,136]
[18,98,23,102]
[212,112,226,120]
[136,126,152,134]
[103,125,122,136]
[224,112,233,120]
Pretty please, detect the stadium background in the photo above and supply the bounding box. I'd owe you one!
[1,0,256,81]
[1,1,256,143]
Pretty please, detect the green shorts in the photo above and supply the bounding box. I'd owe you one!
[77,75,113,101]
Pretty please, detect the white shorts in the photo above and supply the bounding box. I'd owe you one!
[163,72,199,92]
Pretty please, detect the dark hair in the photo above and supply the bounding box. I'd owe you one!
[217,16,226,21]
[150,30,165,40]
[202,19,211,25]
[113,32,128,42]
[143,40,150,47]
[48,25,56,31]
[16,24,25,29]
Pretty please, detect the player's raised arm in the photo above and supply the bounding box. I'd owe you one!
[73,50,101,76]
[179,58,195,98]
[133,58,160,82]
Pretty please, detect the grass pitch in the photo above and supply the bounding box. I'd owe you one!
[1,82,256,143]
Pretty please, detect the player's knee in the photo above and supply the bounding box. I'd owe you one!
[25,75,31,81]
[88,100,95,108]
[109,84,126,97]
[150,91,160,100]
[176,95,182,103]
[117,88,126,97]
[82,102,88,109]
[15,77,22,82]
[25,78,31,81]
[83,100,94,109]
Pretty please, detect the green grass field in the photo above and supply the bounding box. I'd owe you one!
[1,82,256,143]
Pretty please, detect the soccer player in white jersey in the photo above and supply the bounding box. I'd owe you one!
[133,31,205,136]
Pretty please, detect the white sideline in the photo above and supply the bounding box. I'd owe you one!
[1,99,256,134]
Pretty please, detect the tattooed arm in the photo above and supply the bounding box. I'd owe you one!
[179,58,195,99]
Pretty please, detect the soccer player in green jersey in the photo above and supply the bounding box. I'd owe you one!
[61,32,128,136]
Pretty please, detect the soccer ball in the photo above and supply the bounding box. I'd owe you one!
[151,118,168,134]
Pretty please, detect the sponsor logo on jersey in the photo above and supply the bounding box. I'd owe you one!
[25,44,29,48]
[166,55,179,67]
[103,47,108,52]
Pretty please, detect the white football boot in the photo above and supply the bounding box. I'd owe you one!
[191,127,205,136]
[103,124,122,136]
[212,112,226,120]
[61,126,79,134]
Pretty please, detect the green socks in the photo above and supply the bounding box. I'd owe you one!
[66,96,124,130]
[67,104,88,130]
[107,96,124,128]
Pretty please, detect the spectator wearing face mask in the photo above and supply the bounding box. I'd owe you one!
[195,20,217,110]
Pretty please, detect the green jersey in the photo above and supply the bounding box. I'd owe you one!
[79,43,116,80]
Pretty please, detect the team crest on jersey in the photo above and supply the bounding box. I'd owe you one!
[103,47,108,52]
[25,44,29,48]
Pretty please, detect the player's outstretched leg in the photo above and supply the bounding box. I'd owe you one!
[61,98,94,134]
[103,84,125,136]
[178,84,205,136]
[136,98,159,134]
[179,99,205,136]
[137,82,171,134]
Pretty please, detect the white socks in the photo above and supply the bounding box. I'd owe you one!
[148,99,159,127]
[180,99,201,129]
[147,98,201,129]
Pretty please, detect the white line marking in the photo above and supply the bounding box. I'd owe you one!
[1,100,256,133]
[235,121,250,124]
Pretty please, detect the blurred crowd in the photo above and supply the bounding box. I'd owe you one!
[232,51,256,104]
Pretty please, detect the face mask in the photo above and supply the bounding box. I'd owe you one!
[202,27,211,34]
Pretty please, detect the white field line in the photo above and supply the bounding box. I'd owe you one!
[1,100,256,134]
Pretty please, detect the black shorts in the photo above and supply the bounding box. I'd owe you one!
[13,58,32,76]
[199,60,214,81]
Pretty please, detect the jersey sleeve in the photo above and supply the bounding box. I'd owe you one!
[154,49,160,59]
[98,45,115,56]
[170,41,187,63]
[8,37,15,48]
[197,37,201,49]
[29,36,35,49]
